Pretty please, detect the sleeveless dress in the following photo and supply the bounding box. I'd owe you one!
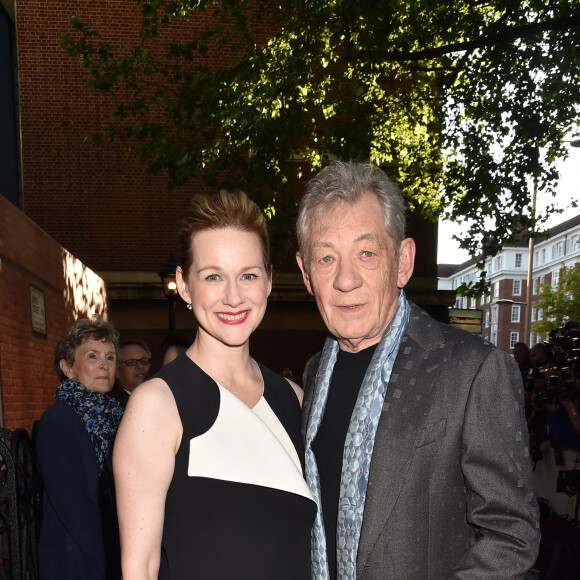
[156,353,317,579]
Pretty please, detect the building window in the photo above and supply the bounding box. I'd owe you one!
[462,297,467,309]
[541,249,546,264]
[485,312,490,328]
[531,308,536,322]
[486,294,491,304]
[515,253,522,268]
[552,269,560,288]
[492,307,498,324]
[510,332,519,349]
[513,280,521,295]
[534,251,538,266]
[538,308,543,321]
[470,297,476,309]
[557,242,563,258]
[540,275,545,287]
[511,305,520,323]
[530,332,536,346]
[494,282,499,298]
[491,331,497,345]
[533,278,538,295]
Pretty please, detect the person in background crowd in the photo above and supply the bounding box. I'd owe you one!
[296,160,539,579]
[513,341,532,386]
[36,318,123,579]
[114,190,316,580]
[159,333,191,367]
[110,340,152,410]
[529,341,554,370]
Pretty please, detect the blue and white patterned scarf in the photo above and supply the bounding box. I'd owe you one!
[305,290,410,579]
[55,379,123,476]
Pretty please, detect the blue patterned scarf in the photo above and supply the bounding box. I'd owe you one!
[55,379,123,476]
[305,290,410,579]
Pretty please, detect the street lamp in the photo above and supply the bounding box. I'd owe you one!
[158,258,179,332]
[524,175,537,346]
[523,137,579,345]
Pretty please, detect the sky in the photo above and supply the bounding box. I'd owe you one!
[437,148,580,265]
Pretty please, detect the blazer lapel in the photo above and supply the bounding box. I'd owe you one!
[356,305,446,575]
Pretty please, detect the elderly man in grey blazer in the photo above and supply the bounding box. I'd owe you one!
[296,161,539,580]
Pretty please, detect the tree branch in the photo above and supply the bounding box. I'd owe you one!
[382,15,580,62]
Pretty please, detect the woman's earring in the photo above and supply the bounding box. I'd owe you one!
[186,303,193,311]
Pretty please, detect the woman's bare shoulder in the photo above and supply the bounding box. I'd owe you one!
[123,377,178,422]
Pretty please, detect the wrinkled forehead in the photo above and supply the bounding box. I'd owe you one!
[120,344,149,359]
[306,196,392,251]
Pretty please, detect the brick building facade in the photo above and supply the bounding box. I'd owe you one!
[439,214,580,353]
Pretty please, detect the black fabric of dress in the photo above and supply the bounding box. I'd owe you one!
[312,343,377,579]
[156,353,316,579]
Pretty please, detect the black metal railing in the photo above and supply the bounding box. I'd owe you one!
[0,427,40,580]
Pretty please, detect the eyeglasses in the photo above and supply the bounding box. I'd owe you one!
[120,358,152,367]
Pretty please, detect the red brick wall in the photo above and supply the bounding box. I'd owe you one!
[15,0,209,272]
[0,195,108,431]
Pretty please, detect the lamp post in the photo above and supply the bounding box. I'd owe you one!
[524,176,537,347]
[158,258,179,332]
[523,137,580,345]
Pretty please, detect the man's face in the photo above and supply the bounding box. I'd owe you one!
[115,344,151,392]
[296,192,415,353]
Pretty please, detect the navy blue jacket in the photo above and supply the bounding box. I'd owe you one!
[36,401,121,579]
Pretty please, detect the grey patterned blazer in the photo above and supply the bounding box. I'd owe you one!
[302,302,540,579]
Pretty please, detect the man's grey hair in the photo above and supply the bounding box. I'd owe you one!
[296,161,407,270]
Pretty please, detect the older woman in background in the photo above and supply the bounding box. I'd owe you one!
[36,318,123,579]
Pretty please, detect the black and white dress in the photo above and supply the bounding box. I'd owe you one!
[156,353,316,579]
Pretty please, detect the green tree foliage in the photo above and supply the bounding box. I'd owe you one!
[61,0,580,267]
[533,266,580,335]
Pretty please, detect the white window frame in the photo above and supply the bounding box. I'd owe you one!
[515,253,522,268]
[513,280,521,296]
[511,305,520,323]
[510,332,519,349]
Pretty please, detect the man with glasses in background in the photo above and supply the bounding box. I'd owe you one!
[110,340,152,409]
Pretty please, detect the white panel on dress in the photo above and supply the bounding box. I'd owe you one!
[188,384,314,501]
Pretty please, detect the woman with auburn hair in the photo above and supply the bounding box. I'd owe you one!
[114,191,316,579]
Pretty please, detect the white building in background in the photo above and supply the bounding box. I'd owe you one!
[438,214,580,353]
